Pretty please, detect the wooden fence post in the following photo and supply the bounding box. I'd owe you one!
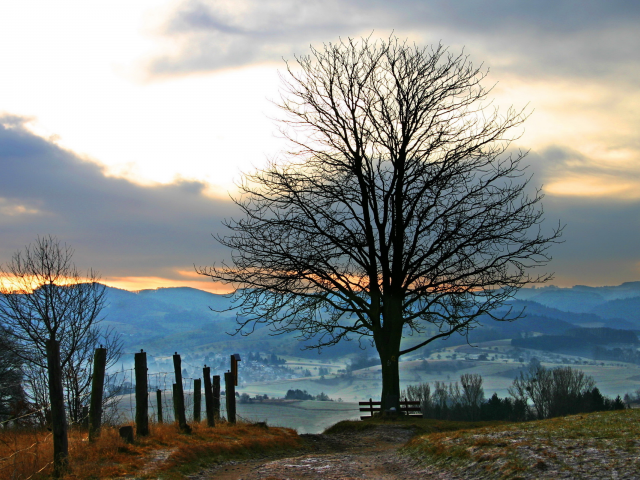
[46,338,69,478]
[224,372,236,424]
[212,375,221,420]
[81,406,89,430]
[156,389,163,424]
[203,366,215,427]
[369,398,374,417]
[193,378,201,422]
[172,383,179,423]
[134,349,149,436]
[172,353,191,433]
[89,347,107,441]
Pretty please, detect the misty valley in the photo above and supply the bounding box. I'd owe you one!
[101,280,640,430]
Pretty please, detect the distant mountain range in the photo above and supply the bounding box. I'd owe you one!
[99,282,640,357]
[512,281,640,315]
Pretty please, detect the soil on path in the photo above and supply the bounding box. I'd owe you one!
[184,424,461,480]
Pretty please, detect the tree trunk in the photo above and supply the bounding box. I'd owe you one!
[376,299,403,413]
[378,347,402,412]
[46,338,69,477]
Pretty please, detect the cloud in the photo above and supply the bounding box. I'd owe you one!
[0,114,237,282]
[540,194,640,286]
[526,146,640,199]
[142,0,640,81]
[145,0,375,76]
[1,114,636,290]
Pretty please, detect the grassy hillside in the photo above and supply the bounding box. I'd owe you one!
[402,409,640,478]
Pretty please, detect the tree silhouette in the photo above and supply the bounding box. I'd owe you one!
[0,236,106,475]
[198,36,562,411]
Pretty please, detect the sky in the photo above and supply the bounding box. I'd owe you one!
[0,0,639,292]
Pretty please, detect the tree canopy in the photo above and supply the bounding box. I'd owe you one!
[199,36,562,409]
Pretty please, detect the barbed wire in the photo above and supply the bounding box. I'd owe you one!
[25,460,53,480]
[0,433,52,464]
[0,388,97,427]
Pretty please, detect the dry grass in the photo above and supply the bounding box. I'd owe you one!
[0,421,299,480]
[0,427,53,480]
[402,409,640,478]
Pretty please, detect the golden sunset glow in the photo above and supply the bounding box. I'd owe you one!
[0,1,638,288]
[102,276,232,294]
[546,177,640,199]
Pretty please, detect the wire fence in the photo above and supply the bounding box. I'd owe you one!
[0,351,230,480]
[111,369,225,425]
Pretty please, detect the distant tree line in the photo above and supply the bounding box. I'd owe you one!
[512,327,639,354]
[402,365,624,422]
[346,354,380,373]
[247,352,286,365]
[592,346,640,365]
[238,393,269,404]
[284,389,333,401]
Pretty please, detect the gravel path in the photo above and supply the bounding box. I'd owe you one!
[183,425,463,480]
[166,422,640,479]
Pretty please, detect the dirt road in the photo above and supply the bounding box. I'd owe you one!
[184,424,461,480]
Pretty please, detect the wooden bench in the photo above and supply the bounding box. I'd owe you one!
[359,398,422,419]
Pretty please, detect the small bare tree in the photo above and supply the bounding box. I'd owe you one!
[509,364,595,419]
[63,326,122,426]
[460,373,484,408]
[0,236,106,476]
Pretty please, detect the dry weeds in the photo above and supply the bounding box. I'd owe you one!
[0,421,299,480]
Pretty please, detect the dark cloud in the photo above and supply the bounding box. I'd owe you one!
[517,145,640,285]
[144,0,640,81]
[541,195,640,285]
[0,114,236,279]
[526,146,640,186]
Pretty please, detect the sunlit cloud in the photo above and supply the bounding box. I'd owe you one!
[0,199,41,218]
[546,177,640,199]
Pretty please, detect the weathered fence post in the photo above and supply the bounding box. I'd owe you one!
[193,378,201,422]
[203,366,215,427]
[81,406,89,429]
[134,349,149,436]
[172,383,179,423]
[46,338,69,477]
[172,353,191,433]
[224,372,236,424]
[212,375,221,420]
[156,389,163,424]
[89,347,107,441]
[119,426,134,444]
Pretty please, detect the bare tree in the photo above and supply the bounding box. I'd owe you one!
[62,325,122,426]
[460,373,484,409]
[0,236,107,476]
[198,36,562,411]
[509,364,595,419]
